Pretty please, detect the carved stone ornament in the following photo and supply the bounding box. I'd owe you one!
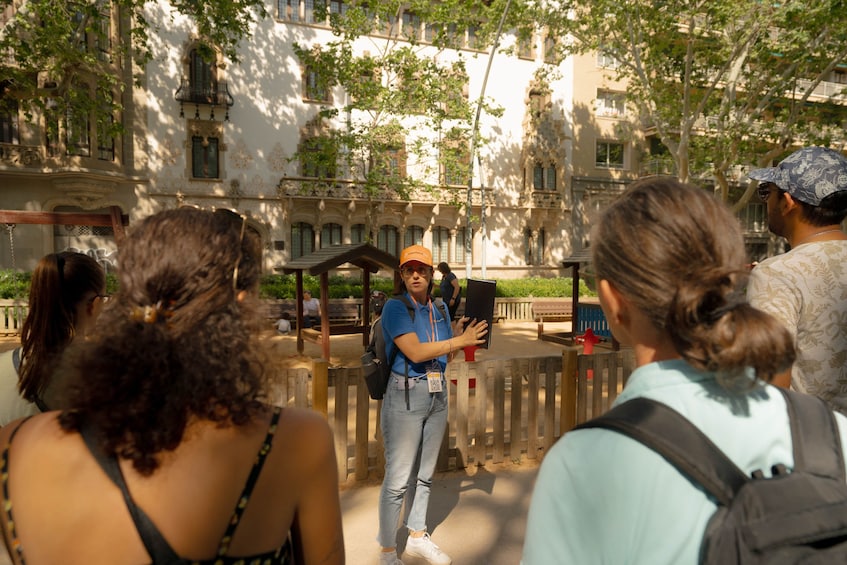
[52,179,117,210]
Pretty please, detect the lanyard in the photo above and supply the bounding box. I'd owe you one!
[409,294,439,343]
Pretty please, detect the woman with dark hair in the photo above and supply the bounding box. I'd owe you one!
[436,262,460,320]
[0,251,106,425]
[522,177,847,563]
[0,207,344,564]
[378,245,487,565]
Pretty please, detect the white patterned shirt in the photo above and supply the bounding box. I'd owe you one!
[747,240,847,414]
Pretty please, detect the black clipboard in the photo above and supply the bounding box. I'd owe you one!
[463,278,496,348]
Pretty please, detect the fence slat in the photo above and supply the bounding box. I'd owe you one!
[526,359,539,460]
[474,363,487,466]
[333,369,349,480]
[543,360,557,453]
[509,359,523,460]
[493,364,506,464]
[354,378,370,480]
[455,366,470,469]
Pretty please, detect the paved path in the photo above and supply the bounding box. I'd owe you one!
[341,462,540,565]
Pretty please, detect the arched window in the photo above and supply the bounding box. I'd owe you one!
[524,227,546,265]
[291,222,315,259]
[189,48,216,102]
[404,225,424,248]
[378,225,399,257]
[0,83,18,144]
[351,223,366,244]
[321,223,342,247]
[432,227,450,264]
[66,84,91,157]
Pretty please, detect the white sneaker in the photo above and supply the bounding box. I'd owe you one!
[379,549,405,565]
[405,533,452,565]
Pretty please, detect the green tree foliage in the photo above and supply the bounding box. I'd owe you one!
[530,0,847,208]
[0,0,267,140]
[290,0,506,228]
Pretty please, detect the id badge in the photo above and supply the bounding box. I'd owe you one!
[426,371,443,393]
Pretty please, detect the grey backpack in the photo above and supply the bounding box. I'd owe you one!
[577,389,847,564]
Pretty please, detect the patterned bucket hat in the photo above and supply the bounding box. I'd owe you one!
[748,146,847,206]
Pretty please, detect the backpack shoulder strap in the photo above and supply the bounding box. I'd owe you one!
[780,388,845,480]
[575,397,747,506]
[391,294,416,321]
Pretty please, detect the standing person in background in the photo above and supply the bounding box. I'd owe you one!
[436,262,461,320]
[378,245,488,565]
[522,178,820,564]
[0,251,106,426]
[746,146,847,411]
[0,207,344,564]
[302,289,321,329]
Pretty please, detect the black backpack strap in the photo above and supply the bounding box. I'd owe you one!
[389,295,416,410]
[780,388,845,480]
[79,421,182,564]
[575,397,747,506]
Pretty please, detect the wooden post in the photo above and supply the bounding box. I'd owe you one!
[313,359,329,417]
[319,272,330,361]
[560,348,578,435]
[296,271,304,354]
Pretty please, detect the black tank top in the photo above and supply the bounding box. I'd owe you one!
[1,407,290,564]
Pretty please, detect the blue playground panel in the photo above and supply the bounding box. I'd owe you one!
[575,303,612,339]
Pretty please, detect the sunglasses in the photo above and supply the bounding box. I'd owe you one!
[401,265,431,277]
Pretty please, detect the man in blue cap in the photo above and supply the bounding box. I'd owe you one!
[746,146,847,413]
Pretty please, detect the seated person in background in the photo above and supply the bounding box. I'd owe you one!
[302,289,321,329]
[276,311,292,334]
[0,207,344,565]
[521,177,847,564]
[0,251,106,426]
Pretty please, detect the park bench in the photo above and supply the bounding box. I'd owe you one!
[532,299,574,339]
[300,301,364,344]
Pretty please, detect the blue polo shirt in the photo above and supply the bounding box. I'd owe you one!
[522,360,847,564]
[381,294,452,377]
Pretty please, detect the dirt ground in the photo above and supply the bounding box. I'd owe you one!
[261,320,575,369]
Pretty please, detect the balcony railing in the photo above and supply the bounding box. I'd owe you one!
[0,142,43,166]
[174,79,234,120]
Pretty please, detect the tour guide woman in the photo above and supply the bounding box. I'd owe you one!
[377,245,488,565]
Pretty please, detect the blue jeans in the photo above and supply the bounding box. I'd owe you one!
[377,374,448,548]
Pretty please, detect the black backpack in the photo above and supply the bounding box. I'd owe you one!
[576,388,847,564]
[361,295,447,403]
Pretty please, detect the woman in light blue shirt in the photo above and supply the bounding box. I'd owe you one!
[522,177,847,564]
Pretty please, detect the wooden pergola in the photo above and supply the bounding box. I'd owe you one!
[0,207,129,246]
[276,243,400,360]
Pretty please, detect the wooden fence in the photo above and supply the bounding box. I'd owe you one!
[271,348,636,482]
[0,300,27,336]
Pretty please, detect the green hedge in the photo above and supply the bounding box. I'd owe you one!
[0,270,120,300]
[0,270,595,301]
[258,274,595,300]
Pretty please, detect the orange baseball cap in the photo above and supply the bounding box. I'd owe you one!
[399,245,432,267]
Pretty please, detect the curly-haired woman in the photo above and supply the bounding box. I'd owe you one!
[0,208,344,565]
